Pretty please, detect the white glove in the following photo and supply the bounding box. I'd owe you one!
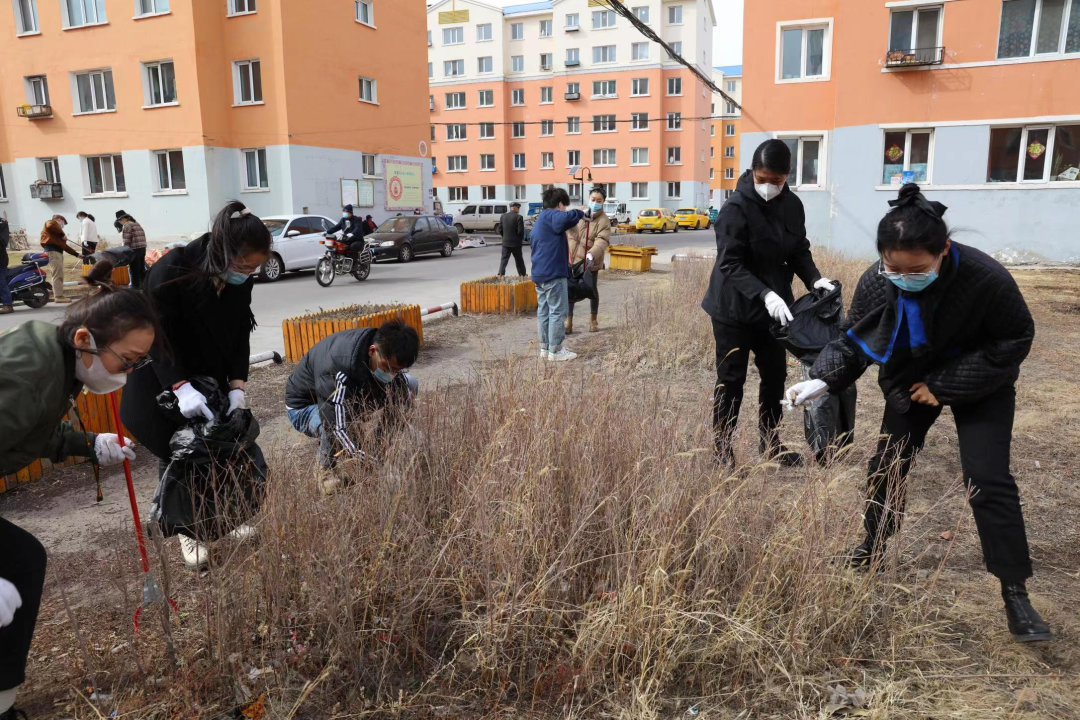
[763,291,794,326]
[227,388,247,416]
[0,577,22,628]
[814,277,836,292]
[785,379,830,407]
[585,253,594,268]
[175,383,215,422]
[94,433,136,466]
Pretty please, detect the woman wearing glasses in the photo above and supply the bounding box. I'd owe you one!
[0,260,158,719]
[786,183,1050,644]
[120,201,271,570]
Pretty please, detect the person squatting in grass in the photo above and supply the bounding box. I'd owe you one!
[285,321,420,496]
[530,186,588,362]
[786,182,1051,644]
[702,139,836,468]
[0,260,158,720]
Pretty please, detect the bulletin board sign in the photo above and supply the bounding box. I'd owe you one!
[382,159,424,211]
[340,179,375,208]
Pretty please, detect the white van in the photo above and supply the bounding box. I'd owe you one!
[604,199,630,225]
[451,203,511,234]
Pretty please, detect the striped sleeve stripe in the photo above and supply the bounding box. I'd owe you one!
[330,373,364,459]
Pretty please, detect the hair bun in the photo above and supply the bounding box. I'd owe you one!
[84,259,117,289]
[897,183,922,201]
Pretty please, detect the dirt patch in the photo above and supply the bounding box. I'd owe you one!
[306,303,409,321]
[463,276,534,285]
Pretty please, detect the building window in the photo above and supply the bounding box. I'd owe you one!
[592,114,616,132]
[710,168,715,179]
[86,154,125,195]
[779,22,831,81]
[478,89,494,107]
[430,124,435,141]
[143,61,177,106]
[446,123,466,141]
[566,116,580,134]
[514,184,526,199]
[726,123,736,136]
[631,147,649,165]
[631,78,649,96]
[593,45,617,63]
[540,19,552,37]
[670,41,682,57]
[512,122,525,138]
[667,5,682,24]
[666,147,681,165]
[725,100,737,114]
[666,112,682,130]
[631,113,650,130]
[449,186,468,202]
[359,76,377,104]
[593,148,616,166]
[445,91,465,109]
[541,119,554,136]
[136,0,169,16]
[511,22,523,40]
[633,6,649,23]
[26,75,49,106]
[724,167,734,180]
[541,152,554,169]
[63,0,106,27]
[40,157,60,183]
[511,55,524,72]
[229,0,255,15]
[882,129,932,184]
[710,146,715,158]
[233,60,262,104]
[565,13,578,28]
[710,124,716,137]
[513,153,526,170]
[428,62,433,78]
[443,26,463,45]
[632,42,650,60]
[476,57,492,74]
[0,167,5,199]
[998,0,1080,57]
[447,155,467,172]
[667,77,682,96]
[476,22,491,41]
[780,136,824,186]
[361,153,376,176]
[480,122,495,139]
[592,9,615,28]
[724,145,735,158]
[592,79,616,98]
[568,183,581,200]
[631,182,648,199]
[512,88,524,105]
[987,124,1080,182]
[355,0,372,25]
[567,149,580,167]
[666,181,681,198]
[726,79,737,92]
[427,29,432,46]
[540,53,553,71]
[540,86,553,103]
[74,69,116,113]
[242,148,269,189]
[153,149,186,192]
[444,59,464,77]
[566,48,580,65]
[477,185,494,200]
[888,7,941,58]
[14,0,39,33]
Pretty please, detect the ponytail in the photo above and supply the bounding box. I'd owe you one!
[59,260,163,351]
[200,200,272,277]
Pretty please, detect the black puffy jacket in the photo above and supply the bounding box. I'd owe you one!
[701,170,822,326]
[327,215,367,241]
[810,242,1034,407]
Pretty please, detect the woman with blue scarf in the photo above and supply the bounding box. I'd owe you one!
[786,183,1050,643]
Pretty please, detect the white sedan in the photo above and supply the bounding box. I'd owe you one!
[257,214,338,282]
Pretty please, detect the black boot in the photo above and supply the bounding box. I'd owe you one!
[1002,581,1053,643]
[0,707,30,719]
[714,444,736,471]
[760,436,804,467]
[839,536,884,570]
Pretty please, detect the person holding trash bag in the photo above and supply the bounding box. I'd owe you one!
[120,200,270,570]
[701,139,835,467]
[0,260,157,720]
[566,186,612,335]
[785,183,1050,643]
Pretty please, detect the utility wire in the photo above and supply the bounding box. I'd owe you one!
[431,114,736,127]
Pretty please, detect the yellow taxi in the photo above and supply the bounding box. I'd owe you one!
[675,207,711,229]
[635,208,679,233]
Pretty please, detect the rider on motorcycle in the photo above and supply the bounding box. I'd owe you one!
[326,205,368,262]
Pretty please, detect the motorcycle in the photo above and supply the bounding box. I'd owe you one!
[315,233,372,287]
[7,253,52,309]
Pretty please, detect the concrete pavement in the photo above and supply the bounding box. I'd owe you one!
[0,229,718,355]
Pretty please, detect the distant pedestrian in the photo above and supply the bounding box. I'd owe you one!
[0,215,11,314]
[497,201,527,277]
[76,211,98,259]
[365,215,377,233]
[566,187,612,334]
[40,215,78,304]
[116,210,147,289]
[530,187,586,362]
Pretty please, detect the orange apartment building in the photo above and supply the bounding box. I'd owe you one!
[743,0,1079,261]
[0,0,430,241]
[709,64,740,204]
[426,0,716,215]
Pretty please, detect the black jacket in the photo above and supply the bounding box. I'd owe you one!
[701,170,822,326]
[328,215,367,240]
[810,242,1034,408]
[0,218,9,270]
[285,327,410,459]
[120,235,256,458]
[499,211,526,248]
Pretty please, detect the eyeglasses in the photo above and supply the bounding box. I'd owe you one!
[877,257,941,283]
[86,344,153,372]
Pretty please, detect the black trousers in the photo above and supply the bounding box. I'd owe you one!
[129,248,147,289]
[865,383,1031,581]
[711,318,787,452]
[0,518,47,690]
[498,246,527,276]
[569,270,599,317]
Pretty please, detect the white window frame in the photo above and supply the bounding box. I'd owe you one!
[775,133,827,188]
[880,128,934,185]
[666,112,682,131]
[669,41,682,58]
[476,22,492,41]
[514,184,527,199]
[540,19,552,37]
[511,55,524,73]
[478,89,494,107]
[511,21,523,40]
[667,77,682,96]
[631,147,649,166]
[449,186,468,202]
[540,86,554,104]
[446,123,467,141]
[566,48,580,65]
[228,0,255,17]
[726,79,737,92]
[724,145,736,158]
[631,112,650,131]
[632,42,650,61]
[232,59,262,105]
[479,122,495,139]
[477,56,493,74]
[444,59,465,77]
[445,91,466,110]
[443,26,463,45]
[592,79,616,98]
[593,45,617,64]
[775,18,833,84]
[631,77,649,96]
[593,148,617,167]
[984,123,1080,183]
[84,153,126,196]
[592,9,615,28]
[724,167,735,180]
[40,157,60,184]
[633,6,649,23]
[361,153,377,177]
[666,147,682,165]
[512,122,525,138]
[481,185,496,200]
[710,167,715,179]
[481,153,496,172]
[996,0,1080,59]
[541,152,554,170]
[540,53,553,71]
[566,116,580,134]
[13,0,39,34]
[358,76,378,104]
[428,62,433,79]
[565,12,579,29]
[241,147,269,191]
[354,0,373,27]
[592,114,617,133]
[726,123,736,136]
[513,153,526,170]
[72,68,115,114]
[540,119,554,136]
[666,181,682,198]
[61,0,107,28]
[631,181,648,199]
[567,149,580,167]
[667,5,683,25]
[135,0,169,19]
[447,155,467,173]
[142,60,177,108]
[26,75,49,106]
[153,149,186,193]
[511,88,525,106]
[887,5,944,54]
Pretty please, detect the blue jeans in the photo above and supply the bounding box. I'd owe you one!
[287,405,334,468]
[536,277,569,353]
[0,267,11,307]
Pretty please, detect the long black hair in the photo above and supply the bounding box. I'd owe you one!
[877,183,950,255]
[77,211,96,222]
[200,200,272,277]
[59,260,162,350]
[751,139,792,175]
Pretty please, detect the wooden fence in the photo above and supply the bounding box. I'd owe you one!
[282,304,424,362]
[460,277,538,314]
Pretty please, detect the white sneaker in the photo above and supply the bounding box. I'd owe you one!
[179,535,210,571]
[539,349,550,360]
[550,348,578,362]
[229,524,257,542]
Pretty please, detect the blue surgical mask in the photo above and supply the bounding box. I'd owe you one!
[224,270,251,285]
[886,270,938,293]
[589,202,603,212]
[343,213,350,219]
[372,367,394,384]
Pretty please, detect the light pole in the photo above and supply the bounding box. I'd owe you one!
[570,165,592,206]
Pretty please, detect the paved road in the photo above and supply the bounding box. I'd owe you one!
[0,229,718,355]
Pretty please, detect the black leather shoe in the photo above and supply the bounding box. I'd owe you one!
[760,439,804,467]
[838,537,883,570]
[0,707,30,720]
[1002,581,1054,643]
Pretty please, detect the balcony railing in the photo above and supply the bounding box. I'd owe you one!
[30,182,63,200]
[564,91,580,101]
[17,104,52,119]
[565,23,579,32]
[885,46,945,68]
[565,59,580,67]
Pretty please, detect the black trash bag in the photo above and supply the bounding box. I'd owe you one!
[88,246,137,267]
[799,365,857,464]
[568,260,598,305]
[771,282,846,364]
[150,376,267,542]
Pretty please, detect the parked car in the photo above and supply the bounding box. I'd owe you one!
[635,208,678,233]
[603,199,631,225]
[368,215,459,263]
[258,214,337,281]
[675,208,711,229]
[451,203,510,234]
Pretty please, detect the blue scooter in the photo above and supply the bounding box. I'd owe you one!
[7,253,52,309]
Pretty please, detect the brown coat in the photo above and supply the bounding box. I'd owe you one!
[41,219,77,256]
[567,211,611,271]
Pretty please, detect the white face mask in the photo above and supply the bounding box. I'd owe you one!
[74,333,128,394]
[754,182,784,202]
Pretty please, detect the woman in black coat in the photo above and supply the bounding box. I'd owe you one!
[701,140,834,467]
[786,184,1050,643]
